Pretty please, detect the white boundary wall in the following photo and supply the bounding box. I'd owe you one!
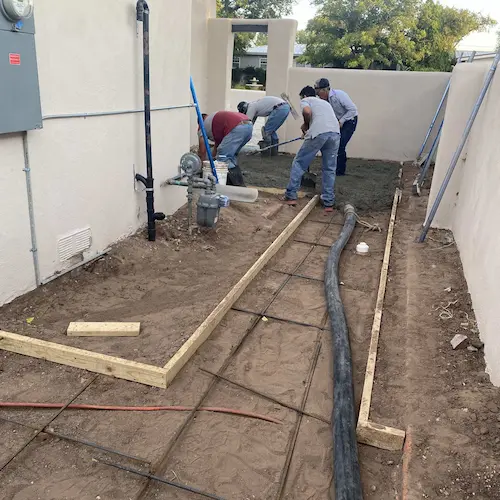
[427,60,500,385]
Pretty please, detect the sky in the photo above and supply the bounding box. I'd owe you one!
[286,0,500,51]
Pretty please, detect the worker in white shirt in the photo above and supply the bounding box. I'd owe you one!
[237,96,290,153]
[314,78,358,176]
[283,86,340,213]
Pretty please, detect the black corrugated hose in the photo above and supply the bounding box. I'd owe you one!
[324,203,363,500]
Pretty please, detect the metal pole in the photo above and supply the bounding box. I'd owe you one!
[419,52,500,243]
[22,132,40,286]
[418,120,443,188]
[259,136,303,152]
[416,51,467,160]
[417,80,450,159]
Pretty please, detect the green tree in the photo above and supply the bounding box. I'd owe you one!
[217,0,297,19]
[301,0,495,71]
[217,0,297,53]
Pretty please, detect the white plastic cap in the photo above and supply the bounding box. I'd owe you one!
[356,242,370,255]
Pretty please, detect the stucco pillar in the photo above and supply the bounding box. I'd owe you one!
[267,20,298,146]
[207,18,234,113]
[266,19,297,98]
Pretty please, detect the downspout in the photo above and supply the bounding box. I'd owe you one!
[324,204,363,500]
[135,1,165,241]
[22,132,41,286]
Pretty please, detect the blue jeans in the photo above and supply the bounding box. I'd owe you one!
[337,116,358,175]
[263,104,290,143]
[285,132,340,207]
[217,123,253,169]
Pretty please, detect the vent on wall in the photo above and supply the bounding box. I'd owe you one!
[58,228,92,262]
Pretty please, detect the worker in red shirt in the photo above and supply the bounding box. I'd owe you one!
[198,111,252,186]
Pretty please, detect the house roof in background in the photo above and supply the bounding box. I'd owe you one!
[245,43,306,56]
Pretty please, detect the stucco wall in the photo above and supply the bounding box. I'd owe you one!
[0,0,213,305]
[282,67,450,161]
[427,60,500,385]
[190,0,217,144]
[0,135,36,305]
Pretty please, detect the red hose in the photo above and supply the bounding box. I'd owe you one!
[0,402,281,424]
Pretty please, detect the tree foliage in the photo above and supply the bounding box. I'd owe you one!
[301,0,495,71]
[217,0,296,19]
[217,0,297,53]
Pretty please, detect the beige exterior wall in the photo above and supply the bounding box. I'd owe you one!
[190,0,217,144]
[0,0,215,305]
[282,68,450,161]
[427,60,500,385]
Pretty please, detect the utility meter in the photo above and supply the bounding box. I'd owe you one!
[1,0,34,21]
[0,0,41,134]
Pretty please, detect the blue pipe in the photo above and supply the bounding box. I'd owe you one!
[190,77,219,182]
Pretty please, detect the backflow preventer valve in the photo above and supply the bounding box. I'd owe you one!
[173,153,229,230]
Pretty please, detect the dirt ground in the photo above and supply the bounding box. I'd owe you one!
[240,154,401,212]
[0,162,499,499]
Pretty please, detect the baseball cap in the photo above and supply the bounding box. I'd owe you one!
[314,78,330,90]
[237,101,248,114]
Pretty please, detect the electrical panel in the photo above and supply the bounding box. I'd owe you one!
[0,1,42,134]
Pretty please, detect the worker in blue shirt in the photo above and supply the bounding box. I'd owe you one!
[314,78,358,176]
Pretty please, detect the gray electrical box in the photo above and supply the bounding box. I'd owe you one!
[0,6,42,135]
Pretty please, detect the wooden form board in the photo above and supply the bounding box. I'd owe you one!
[0,197,319,389]
[356,187,406,451]
[0,331,167,388]
[67,322,141,337]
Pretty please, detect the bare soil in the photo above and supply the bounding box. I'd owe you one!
[0,162,498,500]
[240,154,401,212]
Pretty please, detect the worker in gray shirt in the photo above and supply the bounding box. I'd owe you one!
[283,86,340,212]
[315,78,358,176]
[238,96,290,152]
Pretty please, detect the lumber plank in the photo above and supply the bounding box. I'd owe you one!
[163,195,319,386]
[0,331,167,388]
[357,420,406,451]
[358,187,401,423]
[67,322,141,337]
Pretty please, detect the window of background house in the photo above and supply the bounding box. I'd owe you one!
[259,57,267,70]
[233,57,241,69]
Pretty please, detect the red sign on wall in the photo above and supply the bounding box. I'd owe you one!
[9,53,21,65]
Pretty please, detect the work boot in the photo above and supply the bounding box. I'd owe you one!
[301,171,317,188]
[227,165,246,187]
[270,136,279,157]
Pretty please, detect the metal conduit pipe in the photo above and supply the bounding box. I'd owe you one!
[324,203,363,500]
[22,132,41,286]
[135,0,165,241]
[42,104,194,121]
